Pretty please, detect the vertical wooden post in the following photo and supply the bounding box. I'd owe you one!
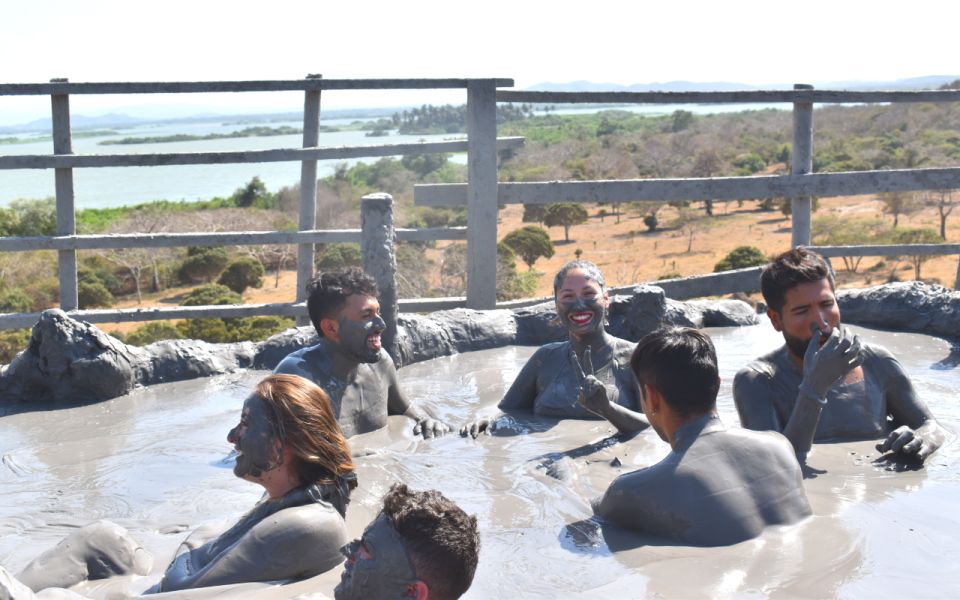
[296,74,322,325]
[954,255,960,290]
[361,193,399,365]
[50,78,77,311]
[791,83,814,248]
[465,79,499,309]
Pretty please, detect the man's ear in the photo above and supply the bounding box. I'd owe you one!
[767,307,783,332]
[319,317,339,340]
[406,580,429,600]
[642,383,663,415]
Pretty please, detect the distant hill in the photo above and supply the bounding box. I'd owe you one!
[526,75,960,92]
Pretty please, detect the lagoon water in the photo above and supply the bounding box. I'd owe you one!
[0,319,956,598]
[0,118,466,209]
[0,103,789,211]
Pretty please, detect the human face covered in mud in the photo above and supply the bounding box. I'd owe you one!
[335,513,418,600]
[769,278,842,359]
[227,393,283,481]
[329,293,387,364]
[555,268,609,341]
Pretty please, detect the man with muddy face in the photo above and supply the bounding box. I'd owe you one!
[335,483,479,600]
[276,268,450,439]
[734,247,945,463]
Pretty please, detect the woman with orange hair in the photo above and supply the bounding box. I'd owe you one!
[12,374,357,595]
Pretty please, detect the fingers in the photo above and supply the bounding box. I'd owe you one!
[804,325,823,362]
[459,419,488,439]
[889,427,915,453]
[412,420,422,436]
[584,346,594,376]
[876,428,898,454]
[571,349,585,381]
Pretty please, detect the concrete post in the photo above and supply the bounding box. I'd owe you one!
[51,78,77,311]
[791,83,814,248]
[466,80,499,309]
[296,74,322,325]
[361,193,399,365]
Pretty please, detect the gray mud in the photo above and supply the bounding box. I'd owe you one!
[1,319,957,599]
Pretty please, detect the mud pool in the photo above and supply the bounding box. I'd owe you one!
[0,319,957,599]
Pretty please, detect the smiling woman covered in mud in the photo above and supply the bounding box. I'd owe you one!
[9,374,356,596]
[463,260,649,437]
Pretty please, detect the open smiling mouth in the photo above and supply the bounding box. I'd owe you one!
[367,333,382,350]
[569,311,594,326]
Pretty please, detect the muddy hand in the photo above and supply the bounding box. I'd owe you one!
[573,347,609,415]
[800,324,862,401]
[876,425,935,461]
[460,418,491,439]
[413,417,451,439]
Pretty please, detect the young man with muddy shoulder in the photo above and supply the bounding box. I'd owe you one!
[733,247,946,463]
[594,327,811,546]
[275,268,450,439]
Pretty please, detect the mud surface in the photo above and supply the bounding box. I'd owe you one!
[0,319,957,599]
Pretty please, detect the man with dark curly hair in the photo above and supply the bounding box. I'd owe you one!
[734,247,945,463]
[335,483,480,600]
[276,268,450,439]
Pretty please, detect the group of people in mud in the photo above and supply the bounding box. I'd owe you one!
[1,246,947,599]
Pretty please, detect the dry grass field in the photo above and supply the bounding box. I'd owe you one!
[106,193,959,336]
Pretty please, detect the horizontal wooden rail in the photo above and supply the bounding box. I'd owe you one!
[0,78,514,96]
[0,138,525,170]
[814,244,960,257]
[498,89,960,105]
[0,226,466,252]
[415,167,960,206]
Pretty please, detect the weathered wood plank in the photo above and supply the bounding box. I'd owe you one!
[51,86,78,311]
[414,168,960,206]
[791,84,814,247]
[395,227,467,241]
[814,244,960,257]
[497,89,960,105]
[0,230,362,252]
[0,138,525,170]
[0,79,514,95]
[466,80,499,309]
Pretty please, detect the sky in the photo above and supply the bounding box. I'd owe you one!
[1,0,956,124]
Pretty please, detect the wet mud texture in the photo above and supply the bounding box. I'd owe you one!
[0,320,956,599]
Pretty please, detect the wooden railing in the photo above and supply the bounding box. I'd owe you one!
[1,79,959,333]
[0,77,517,329]
[415,85,960,297]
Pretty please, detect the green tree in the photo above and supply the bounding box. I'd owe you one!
[714,246,767,272]
[218,257,265,294]
[878,191,920,228]
[401,153,449,178]
[891,227,942,280]
[232,176,271,208]
[179,247,230,283]
[813,216,887,272]
[501,226,555,269]
[522,204,548,226]
[543,203,589,242]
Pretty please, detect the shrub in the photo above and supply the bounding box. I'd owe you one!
[316,243,362,270]
[126,321,183,346]
[177,318,233,343]
[218,257,265,294]
[714,246,768,272]
[236,316,295,342]
[78,280,114,309]
[179,284,242,307]
[0,288,33,313]
[0,328,31,364]
[179,247,230,283]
